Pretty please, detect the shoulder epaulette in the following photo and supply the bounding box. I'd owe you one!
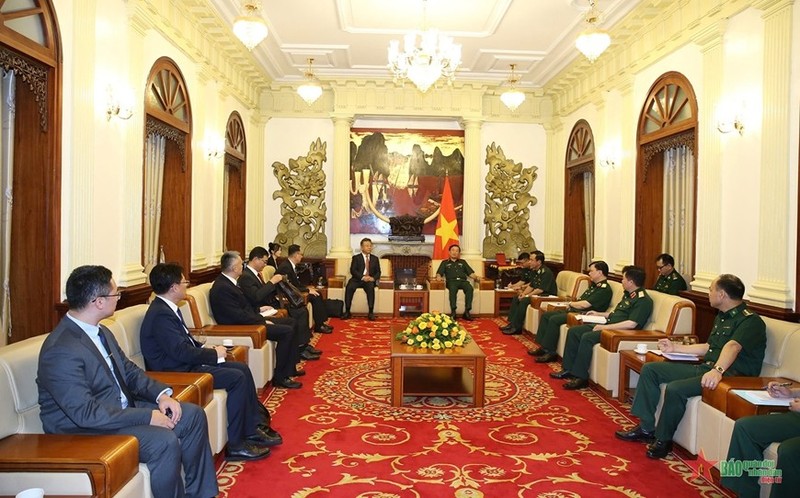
[743,309,753,317]
[638,290,645,298]
[599,282,608,288]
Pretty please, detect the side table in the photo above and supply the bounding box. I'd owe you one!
[394,289,429,318]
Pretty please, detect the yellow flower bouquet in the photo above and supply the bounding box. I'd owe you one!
[395,311,472,350]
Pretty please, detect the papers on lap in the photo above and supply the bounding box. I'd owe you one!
[260,308,278,317]
[575,314,607,324]
[732,390,792,407]
[649,350,701,361]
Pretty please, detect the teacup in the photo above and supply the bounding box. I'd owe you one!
[634,344,648,354]
[16,489,45,498]
[222,339,234,347]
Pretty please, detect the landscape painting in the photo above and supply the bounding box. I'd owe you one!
[349,128,465,235]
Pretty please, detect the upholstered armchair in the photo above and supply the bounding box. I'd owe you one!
[427,258,495,316]
[327,257,395,316]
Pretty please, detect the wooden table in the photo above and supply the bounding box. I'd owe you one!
[390,324,486,407]
[393,289,429,318]
[494,289,517,317]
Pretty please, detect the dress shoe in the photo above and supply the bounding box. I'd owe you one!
[273,377,302,389]
[528,347,546,356]
[257,424,283,442]
[500,323,513,331]
[501,328,522,335]
[291,369,306,377]
[305,345,322,355]
[450,313,457,320]
[300,350,321,361]
[368,312,376,321]
[563,378,589,390]
[535,352,559,363]
[341,311,351,320]
[646,439,674,459]
[225,442,270,461]
[315,324,334,334]
[615,425,655,443]
[549,369,574,379]
[248,428,283,447]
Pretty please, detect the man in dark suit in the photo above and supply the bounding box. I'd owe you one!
[343,237,381,320]
[239,246,321,361]
[140,263,278,461]
[209,251,302,389]
[37,265,218,498]
[277,244,333,334]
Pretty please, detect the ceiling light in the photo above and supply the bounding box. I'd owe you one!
[297,58,323,106]
[387,0,461,92]
[500,64,526,111]
[575,0,611,62]
[233,1,268,51]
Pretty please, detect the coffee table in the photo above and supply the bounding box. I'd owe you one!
[389,324,486,407]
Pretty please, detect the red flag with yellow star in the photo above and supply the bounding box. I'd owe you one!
[433,176,460,259]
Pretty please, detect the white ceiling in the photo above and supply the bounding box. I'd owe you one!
[207,0,640,88]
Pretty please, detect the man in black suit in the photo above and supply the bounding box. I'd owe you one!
[140,263,278,461]
[343,237,381,320]
[37,265,218,498]
[209,251,302,390]
[277,244,333,334]
[239,246,321,362]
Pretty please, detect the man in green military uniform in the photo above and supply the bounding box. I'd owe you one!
[501,251,557,335]
[722,382,800,498]
[615,274,766,460]
[435,244,479,321]
[652,253,687,295]
[551,265,653,390]
[530,260,613,363]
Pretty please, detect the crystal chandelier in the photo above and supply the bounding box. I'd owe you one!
[387,0,461,93]
[297,58,323,105]
[233,1,269,51]
[500,64,525,111]
[575,0,611,62]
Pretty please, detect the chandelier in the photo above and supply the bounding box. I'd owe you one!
[500,64,525,111]
[575,0,611,62]
[297,58,323,105]
[387,0,461,93]
[233,1,269,51]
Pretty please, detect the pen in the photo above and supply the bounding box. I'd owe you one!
[763,381,793,390]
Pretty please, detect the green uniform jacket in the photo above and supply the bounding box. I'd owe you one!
[653,270,687,295]
[436,259,474,281]
[704,303,766,376]
[569,280,613,313]
[607,287,653,328]
[530,265,557,296]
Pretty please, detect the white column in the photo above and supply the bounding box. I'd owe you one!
[543,118,563,262]
[247,113,269,251]
[329,113,354,258]
[690,23,727,292]
[615,79,636,273]
[749,0,794,308]
[461,117,483,258]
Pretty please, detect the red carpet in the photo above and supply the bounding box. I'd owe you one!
[217,318,729,497]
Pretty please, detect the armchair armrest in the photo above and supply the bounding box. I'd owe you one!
[478,278,494,291]
[147,371,214,407]
[703,376,792,416]
[599,329,666,352]
[378,277,394,290]
[195,324,268,349]
[566,312,583,326]
[0,434,139,497]
[227,345,249,363]
[328,276,345,289]
[427,278,445,290]
[530,296,563,309]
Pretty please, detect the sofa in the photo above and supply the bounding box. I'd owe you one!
[428,258,495,316]
[327,257,395,316]
[182,282,275,388]
[523,270,592,337]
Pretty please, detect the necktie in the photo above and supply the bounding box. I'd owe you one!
[97,329,136,408]
[364,255,369,276]
[257,271,266,284]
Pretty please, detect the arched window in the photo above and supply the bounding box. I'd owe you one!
[635,71,698,286]
[563,120,595,271]
[0,0,62,343]
[223,111,246,254]
[142,57,192,275]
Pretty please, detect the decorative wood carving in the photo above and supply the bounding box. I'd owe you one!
[641,129,695,182]
[0,47,48,131]
[145,116,187,164]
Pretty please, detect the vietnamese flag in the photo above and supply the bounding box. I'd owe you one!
[433,176,460,259]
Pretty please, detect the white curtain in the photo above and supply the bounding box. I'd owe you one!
[143,133,166,273]
[582,171,595,270]
[662,145,695,278]
[1,71,15,341]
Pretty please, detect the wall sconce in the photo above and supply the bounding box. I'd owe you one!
[599,155,617,169]
[717,102,745,135]
[105,85,133,121]
[205,134,226,160]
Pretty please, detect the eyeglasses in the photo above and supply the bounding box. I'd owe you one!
[180,279,191,285]
[93,292,122,302]
[656,265,665,271]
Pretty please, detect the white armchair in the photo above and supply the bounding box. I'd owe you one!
[327,257,395,316]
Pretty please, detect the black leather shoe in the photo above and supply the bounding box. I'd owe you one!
[501,328,521,335]
[500,323,513,331]
[305,345,322,355]
[300,350,321,361]
[549,369,574,379]
[257,424,282,442]
[528,348,546,356]
[535,352,559,363]
[225,442,270,461]
[248,428,283,447]
[563,378,589,390]
[291,369,306,377]
[450,313,457,320]
[462,311,474,321]
[341,311,351,320]
[273,377,302,389]
[315,324,334,334]
[368,312,376,321]
[646,439,674,459]
[615,425,655,443]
